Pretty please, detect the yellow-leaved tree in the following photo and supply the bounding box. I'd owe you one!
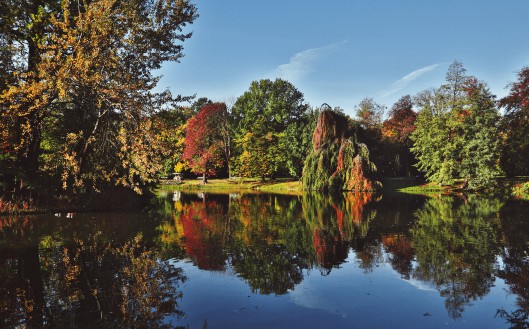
[0,0,197,194]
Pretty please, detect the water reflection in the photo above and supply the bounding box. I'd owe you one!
[410,195,503,318]
[157,191,413,294]
[156,190,529,325]
[496,200,529,327]
[2,191,529,328]
[0,214,186,328]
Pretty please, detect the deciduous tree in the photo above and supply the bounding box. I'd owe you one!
[499,66,529,176]
[0,0,197,193]
[231,79,309,179]
[411,62,500,188]
[381,95,417,176]
[182,103,228,184]
[355,97,385,130]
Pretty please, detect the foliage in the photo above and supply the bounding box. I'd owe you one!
[355,97,385,130]
[411,61,501,189]
[354,97,395,177]
[302,109,380,191]
[182,103,228,183]
[382,95,417,145]
[512,182,529,200]
[231,79,310,179]
[379,95,418,176]
[499,66,529,176]
[0,0,197,194]
[151,107,194,177]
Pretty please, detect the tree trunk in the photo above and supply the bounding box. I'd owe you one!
[18,0,45,188]
[19,115,42,188]
[202,172,207,184]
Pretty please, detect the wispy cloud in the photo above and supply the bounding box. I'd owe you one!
[382,63,443,97]
[271,41,346,81]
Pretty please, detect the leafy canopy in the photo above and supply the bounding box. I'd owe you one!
[411,61,500,189]
[182,103,228,181]
[231,79,310,179]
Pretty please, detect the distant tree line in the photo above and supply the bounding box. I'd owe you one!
[178,61,528,190]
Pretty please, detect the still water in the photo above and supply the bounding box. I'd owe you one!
[1,190,528,328]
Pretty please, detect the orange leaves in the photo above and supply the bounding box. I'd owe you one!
[2,0,196,193]
[312,110,339,151]
[381,95,417,145]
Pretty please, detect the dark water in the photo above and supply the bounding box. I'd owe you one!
[1,190,529,328]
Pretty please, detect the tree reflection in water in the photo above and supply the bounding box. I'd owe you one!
[0,215,187,328]
[162,191,380,293]
[4,191,529,327]
[410,195,503,319]
[160,190,529,322]
[496,200,529,328]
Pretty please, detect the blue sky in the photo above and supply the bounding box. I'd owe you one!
[159,0,529,117]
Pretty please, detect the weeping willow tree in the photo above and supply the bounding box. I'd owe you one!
[302,108,381,191]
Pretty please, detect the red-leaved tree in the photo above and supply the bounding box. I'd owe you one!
[382,95,417,145]
[499,66,529,176]
[182,103,227,183]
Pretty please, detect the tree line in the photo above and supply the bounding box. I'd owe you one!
[174,61,529,190]
[1,0,529,196]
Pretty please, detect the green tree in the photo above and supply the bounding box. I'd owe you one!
[190,97,213,114]
[231,79,309,180]
[355,97,385,130]
[354,98,388,176]
[411,61,500,188]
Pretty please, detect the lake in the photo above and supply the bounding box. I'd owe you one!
[1,189,528,328]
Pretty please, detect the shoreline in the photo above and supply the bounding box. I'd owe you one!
[3,177,529,215]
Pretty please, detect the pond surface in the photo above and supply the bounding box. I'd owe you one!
[1,190,529,328]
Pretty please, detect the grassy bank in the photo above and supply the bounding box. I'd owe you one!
[162,177,437,194]
[164,176,529,198]
[159,178,302,194]
[379,177,447,194]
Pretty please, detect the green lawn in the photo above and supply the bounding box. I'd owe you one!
[160,177,302,194]
[160,176,529,198]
